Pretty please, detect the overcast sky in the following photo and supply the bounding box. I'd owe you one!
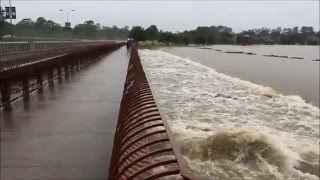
[2,0,320,32]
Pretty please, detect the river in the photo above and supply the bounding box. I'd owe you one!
[162,45,319,107]
[139,45,319,179]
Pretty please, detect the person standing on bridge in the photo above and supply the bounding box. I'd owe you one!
[125,38,134,50]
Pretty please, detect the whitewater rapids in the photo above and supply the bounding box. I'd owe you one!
[139,49,319,179]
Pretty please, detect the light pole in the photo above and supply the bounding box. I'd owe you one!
[59,9,75,28]
[9,0,13,40]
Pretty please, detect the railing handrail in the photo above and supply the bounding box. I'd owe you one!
[0,42,122,73]
[0,40,118,55]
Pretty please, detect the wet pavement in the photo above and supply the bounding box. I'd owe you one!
[0,47,129,179]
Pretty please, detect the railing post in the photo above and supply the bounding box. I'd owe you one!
[35,69,44,94]
[78,59,82,69]
[83,59,87,67]
[85,58,90,66]
[57,65,62,83]
[48,68,54,88]
[64,64,69,80]
[76,60,79,72]
[70,61,74,73]
[82,59,85,68]
[30,42,36,51]
[1,80,12,111]
[22,77,30,102]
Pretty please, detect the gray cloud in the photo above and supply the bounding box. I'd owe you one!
[4,0,320,32]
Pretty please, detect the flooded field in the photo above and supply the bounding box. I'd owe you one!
[139,49,319,179]
[163,45,319,107]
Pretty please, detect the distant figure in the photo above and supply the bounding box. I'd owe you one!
[125,38,134,50]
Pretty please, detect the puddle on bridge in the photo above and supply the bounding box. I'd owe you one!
[0,47,129,179]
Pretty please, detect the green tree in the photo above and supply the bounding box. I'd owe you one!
[128,26,146,41]
[301,26,315,44]
[0,7,5,39]
[73,20,100,39]
[301,26,315,35]
[14,18,37,37]
[44,20,63,36]
[194,34,206,45]
[0,20,4,39]
[101,25,130,40]
[280,27,301,44]
[158,31,174,45]
[270,27,281,43]
[182,35,190,45]
[305,36,319,45]
[145,25,159,45]
[35,17,46,29]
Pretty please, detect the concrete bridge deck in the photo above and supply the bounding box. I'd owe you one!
[1,47,129,179]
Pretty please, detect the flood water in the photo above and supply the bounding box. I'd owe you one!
[163,45,320,107]
[139,46,319,179]
[209,45,319,60]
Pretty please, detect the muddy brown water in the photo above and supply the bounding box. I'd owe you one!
[163,45,320,107]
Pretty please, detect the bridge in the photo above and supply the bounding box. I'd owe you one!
[0,41,204,180]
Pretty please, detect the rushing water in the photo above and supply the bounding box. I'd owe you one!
[162,46,320,107]
[139,49,319,179]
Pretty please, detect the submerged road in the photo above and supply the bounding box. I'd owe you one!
[0,47,129,179]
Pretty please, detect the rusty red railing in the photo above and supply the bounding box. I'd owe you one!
[0,41,117,55]
[0,42,117,72]
[108,45,207,180]
[0,42,124,110]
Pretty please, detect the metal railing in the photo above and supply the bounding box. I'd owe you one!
[108,45,208,180]
[0,40,116,55]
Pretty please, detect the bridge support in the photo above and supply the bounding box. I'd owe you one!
[1,80,12,111]
[64,65,69,80]
[80,59,84,69]
[83,59,87,67]
[36,70,44,94]
[57,65,62,83]
[70,62,74,74]
[48,68,54,88]
[76,60,79,72]
[22,77,30,102]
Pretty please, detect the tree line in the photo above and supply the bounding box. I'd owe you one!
[0,17,130,40]
[130,25,320,45]
[0,16,319,45]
